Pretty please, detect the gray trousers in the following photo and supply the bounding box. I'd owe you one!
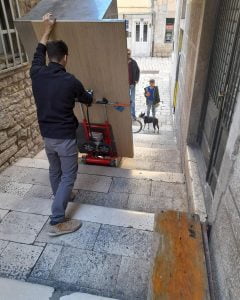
[44,138,78,224]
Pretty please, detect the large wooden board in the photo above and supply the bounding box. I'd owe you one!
[19,0,118,21]
[150,211,210,299]
[15,20,133,157]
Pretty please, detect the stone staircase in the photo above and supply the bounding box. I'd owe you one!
[0,135,187,300]
[0,58,188,299]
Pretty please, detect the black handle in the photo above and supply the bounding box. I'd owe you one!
[96,98,109,105]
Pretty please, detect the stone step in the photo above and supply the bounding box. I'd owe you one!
[133,146,180,163]
[0,194,154,299]
[133,133,177,147]
[0,278,117,300]
[0,278,54,300]
[0,192,154,231]
[15,157,185,183]
[120,157,182,173]
[133,140,178,150]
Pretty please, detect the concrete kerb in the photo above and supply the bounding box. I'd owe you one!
[185,145,207,222]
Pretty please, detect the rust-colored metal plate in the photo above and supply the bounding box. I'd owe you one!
[151,211,210,300]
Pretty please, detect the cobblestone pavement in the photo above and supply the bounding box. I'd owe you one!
[0,57,187,300]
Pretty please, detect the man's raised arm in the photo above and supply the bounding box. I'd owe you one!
[30,13,56,78]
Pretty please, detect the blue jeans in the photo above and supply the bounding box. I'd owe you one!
[147,104,156,118]
[129,84,136,118]
[44,138,78,224]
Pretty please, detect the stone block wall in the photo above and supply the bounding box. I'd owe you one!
[209,95,240,299]
[0,67,43,172]
[18,0,39,16]
[172,0,240,298]
[153,0,175,57]
[0,0,42,172]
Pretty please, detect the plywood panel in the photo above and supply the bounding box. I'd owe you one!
[16,21,133,157]
[20,0,115,21]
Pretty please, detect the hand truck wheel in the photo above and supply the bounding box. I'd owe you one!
[82,142,96,152]
[98,143,111,154]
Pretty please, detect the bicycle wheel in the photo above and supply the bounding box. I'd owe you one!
[132,119,143,134]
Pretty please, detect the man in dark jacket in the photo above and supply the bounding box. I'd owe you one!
[30,13,93,236]
[128,49,140,119]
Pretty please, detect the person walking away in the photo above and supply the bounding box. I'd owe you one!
[30,13,93,236]
[144,79,160,118]
[128,49,140,119]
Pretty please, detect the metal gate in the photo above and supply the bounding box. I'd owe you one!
[198,0,240,193]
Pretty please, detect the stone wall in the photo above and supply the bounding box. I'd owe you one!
[153,0,175,57]
[0,67,43,172]
[209,93,240,299]
[173,0,219,163]
[0,0,42,172]
[172,0,240,298]
[18,0,39,16]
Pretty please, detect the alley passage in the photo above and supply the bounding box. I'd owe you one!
[0,57,188,300]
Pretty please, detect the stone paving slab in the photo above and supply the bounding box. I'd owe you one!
[0,278,54,300]
[151,161,182,173]
[119,158,153,171]
[0,208,9,221]
[133,133,176,144]
[25,184,53,199]
[0,211,48,244]
[127,194,188,213]
[60,293,117,300]
[94,224,153,259]
[133,147,180,163]
[31,244,63,280]
[66,203,154,231]
[15,196,51,215]
[37,220,100,250]
[0,239,9,254]
[0,193,52,215]
[0,192,23,210]
[48,247,121,295]
[74,174,112,193]
[34,149,48,160]
[0,177,32,196]
[0,242,43,280]
[75,190,129,209]
[16,157,49,169]
[151,181,186,199]
[0,165,32,181]
[127,194,175,213]
[18,168,50,186]
[134,141,178,150]
[78,164,185,183]
[110,177,151,195]
[120,158,182,173]
[115,257,151,300]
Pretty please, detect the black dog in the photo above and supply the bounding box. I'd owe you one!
[139,112,159,132]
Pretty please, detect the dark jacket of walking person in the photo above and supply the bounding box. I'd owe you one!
[128,49,140,119]
[30,13,93,237]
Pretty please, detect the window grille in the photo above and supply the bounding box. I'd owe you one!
[0,0,28,73]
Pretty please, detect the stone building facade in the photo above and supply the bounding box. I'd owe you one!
[172,0,240,298]
[117,0,175,57]
[0,0,42,172]
[152,0,175,57]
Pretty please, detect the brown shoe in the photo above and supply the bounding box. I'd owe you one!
[48,219,82,237]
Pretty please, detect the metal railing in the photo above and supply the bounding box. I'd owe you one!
[0,0,28,73]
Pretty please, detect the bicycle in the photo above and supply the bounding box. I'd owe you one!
[132,118,143,133]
